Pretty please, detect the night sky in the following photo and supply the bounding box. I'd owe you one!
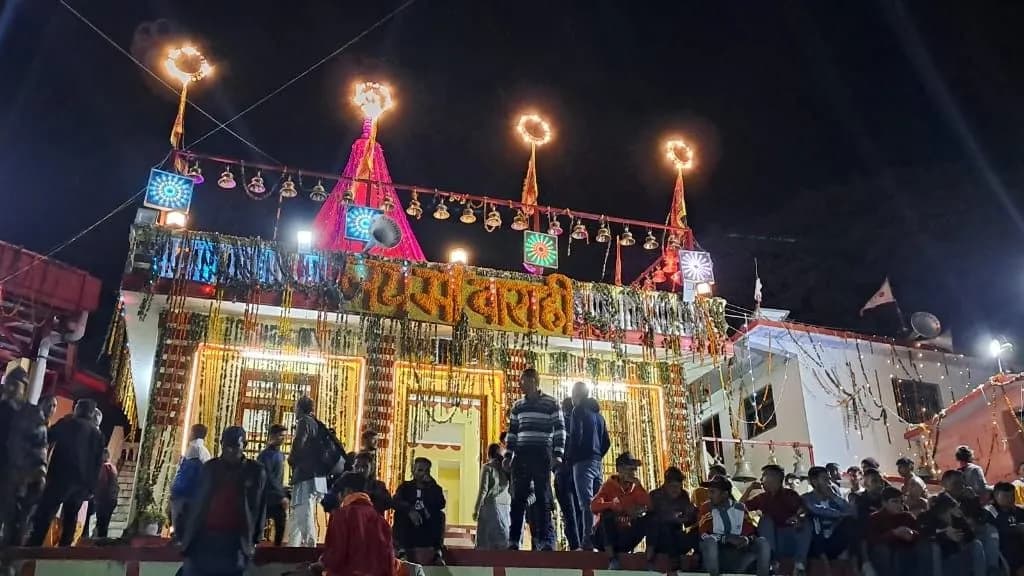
[3,1,1024,370]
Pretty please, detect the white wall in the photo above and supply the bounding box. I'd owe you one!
[694,323,996,477]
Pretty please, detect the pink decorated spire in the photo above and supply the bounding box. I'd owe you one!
[312,84,424,261]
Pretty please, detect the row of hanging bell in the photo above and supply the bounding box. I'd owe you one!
[731,443,810,482]
[215,166,328,202]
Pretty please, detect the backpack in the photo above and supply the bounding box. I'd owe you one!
[170,457,203,499]
[311,417,348,477]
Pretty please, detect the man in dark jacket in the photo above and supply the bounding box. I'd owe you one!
[181,426,267,576]
[647,466,698,568]
[258,424,288,546]
[0,368,47,546]
[27,398,105,547]
[567,381,610,550]
[554,397,582,550]
[393,457,446,564]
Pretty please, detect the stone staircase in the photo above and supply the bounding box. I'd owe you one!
[106,442,140,538]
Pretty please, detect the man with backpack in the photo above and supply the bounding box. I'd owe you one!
[288,396,347,547]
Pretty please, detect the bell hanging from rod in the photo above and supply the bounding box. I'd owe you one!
[380,195,395,213]
[279,175,297,198]
[309,179,327,202]
[767,442,780,467]
[187,161,204,184]
[342,184,356,204]
[618,225,636,246]
[510,210,529,231]
[792,445,809,479]
[433,199,450,220]
[570,219,588,240]
[547,215,563,236]
[643,229,659,250]
[667,233,681,250]
[595,218,612,243]
[459,204,477,224]
[405,192,423,218]
[247,171,266,196]
[217,166,237,189]
[732,442,757,482]
[484,207,502,231]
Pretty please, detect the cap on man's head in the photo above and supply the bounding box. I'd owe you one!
[221,425,246,445]
[700,476,733,492]
[615,452,641,467]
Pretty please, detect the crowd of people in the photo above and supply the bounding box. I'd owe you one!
[9,362,1024,576]
[0,366,115,547]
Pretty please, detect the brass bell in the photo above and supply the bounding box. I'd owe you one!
[570,220,588,240]
[767,443,780,467]
[618,225,636,246]
[381,195,395,213]
[309,179,327,202]
[547,216,563,236]
[459,205,477,224]
[510,210,529,231]
[406,193,423,218]
[188,162,204,184]
[342,184,356,204]
[433,200,450,220]
[595,219,612,243]
[733,456,757,482]
[667,233,681,250]
[484,208,502,230]
[643,230,659,250]
[217,167,237,190]
[652,267,666,283]
[247,171,266,196]
[792,446,809,479]
[280,176,297,198]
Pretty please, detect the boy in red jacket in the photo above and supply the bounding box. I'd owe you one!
[591,452,651,569]
[311,472,396,576]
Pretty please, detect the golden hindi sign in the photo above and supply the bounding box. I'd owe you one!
[341,260,574,336]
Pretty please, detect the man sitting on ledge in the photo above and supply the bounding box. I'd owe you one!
[698,476,770,576]
[591,452,651,569]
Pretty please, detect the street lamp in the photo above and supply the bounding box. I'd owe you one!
[449,248,469,265]
[989,337,1013,373]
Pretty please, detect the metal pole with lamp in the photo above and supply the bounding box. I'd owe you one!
[990,338,1013,374]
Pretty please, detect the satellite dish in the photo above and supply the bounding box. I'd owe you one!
[909,311,942,339]
[362,214,402,254]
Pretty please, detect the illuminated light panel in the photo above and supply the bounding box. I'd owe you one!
[523,230,559,269]
[144,168,194,212]
[678,250,715,283]
[344,206,383,243]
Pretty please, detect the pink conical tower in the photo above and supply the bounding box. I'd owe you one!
[312,83,425,261]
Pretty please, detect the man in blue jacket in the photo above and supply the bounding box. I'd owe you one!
[567,381,610,551]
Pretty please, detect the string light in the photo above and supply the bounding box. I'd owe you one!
[516,113,552,146]
[664,138,695,172]
[165,45,213,85]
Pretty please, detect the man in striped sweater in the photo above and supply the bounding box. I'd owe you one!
[503,368,565,550]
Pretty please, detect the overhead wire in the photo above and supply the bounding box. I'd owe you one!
[0,151,173,285]
[57,0,280,163]
[188,0,420,149]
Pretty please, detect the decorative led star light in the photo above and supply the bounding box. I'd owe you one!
[144,168,194,212]
[523,230,559,269]
[165,45,213,85]
[353,82,394,120]
[679,250,714,283]
[517,114,553,146]
[344,206,384,243]
[664,138,695,172]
